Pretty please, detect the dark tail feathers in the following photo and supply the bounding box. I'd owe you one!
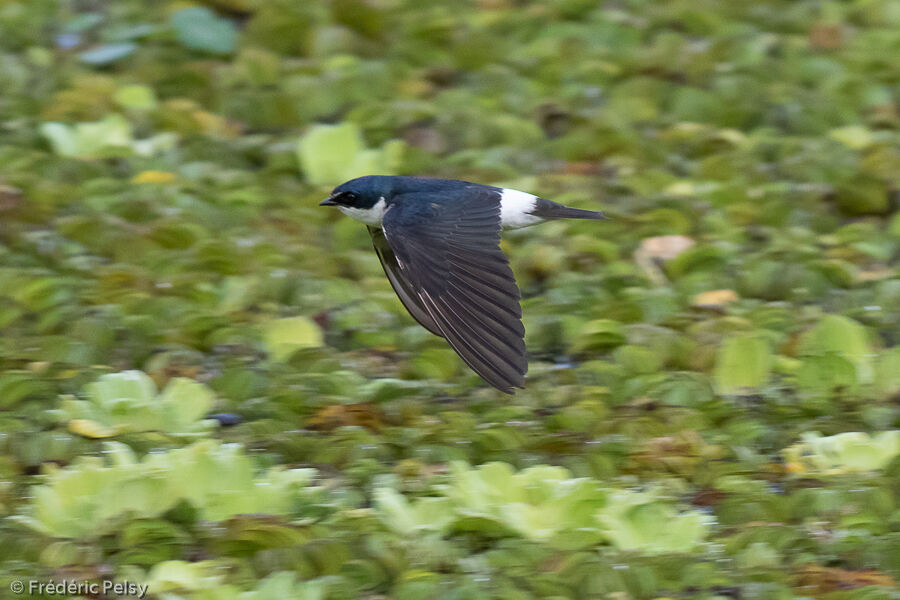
[530,197,608,221]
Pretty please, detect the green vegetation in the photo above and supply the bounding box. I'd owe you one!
[61,370,217,437]
[1,0,899,598]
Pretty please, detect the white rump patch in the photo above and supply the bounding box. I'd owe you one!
[339,196,388,226]
[499,188,542,229]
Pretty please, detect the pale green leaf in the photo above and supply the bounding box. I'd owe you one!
[171,7,237,55]
[262,316,325,361]
[79,42,137,65]
[714,334,772,394]
[799,315,873,382]
[296,122,364,186]
[114,84,158,110]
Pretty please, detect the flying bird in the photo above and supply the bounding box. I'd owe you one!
[320,176,607,393]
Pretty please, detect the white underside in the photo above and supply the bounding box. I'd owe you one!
[499,188,542,229]
[339,197,388,226]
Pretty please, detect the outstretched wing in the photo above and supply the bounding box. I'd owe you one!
[378,187,527,393]
[368,225,443,337]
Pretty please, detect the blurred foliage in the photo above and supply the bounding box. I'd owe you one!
[1,0,899,598]
[378,461,707,554]
[15,439,316,539]
[784,431,900,475]
[61,369,217,438]
[297,122,403,186]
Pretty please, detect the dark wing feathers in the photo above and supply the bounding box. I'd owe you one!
[368,226,443,337]
[371,187,527,393]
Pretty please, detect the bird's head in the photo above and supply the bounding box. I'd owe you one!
[319,176,397,226]
[320,176,392,210]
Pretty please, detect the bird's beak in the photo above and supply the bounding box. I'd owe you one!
[319,196,338,206]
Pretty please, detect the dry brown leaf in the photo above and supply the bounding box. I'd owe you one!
[856,267,896,282]
[0,184,22,211]
[560,161,608,176]
[629,431,723,475]
[809,24,843,50]
[691,488,728,508]
[634,235,695,285]
[794,564,895,593]
[308,402,383,432]
[692,289,739,309]
[638,235,696,260]
[634,235,696,285]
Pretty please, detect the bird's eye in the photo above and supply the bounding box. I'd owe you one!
[344,192,358,202]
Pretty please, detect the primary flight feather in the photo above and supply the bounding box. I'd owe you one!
[320,175,607,393]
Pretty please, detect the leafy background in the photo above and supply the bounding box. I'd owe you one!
[1,0,899,598]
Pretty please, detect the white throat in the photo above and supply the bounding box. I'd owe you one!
[339,197,387,226]
[499,188,541,229]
